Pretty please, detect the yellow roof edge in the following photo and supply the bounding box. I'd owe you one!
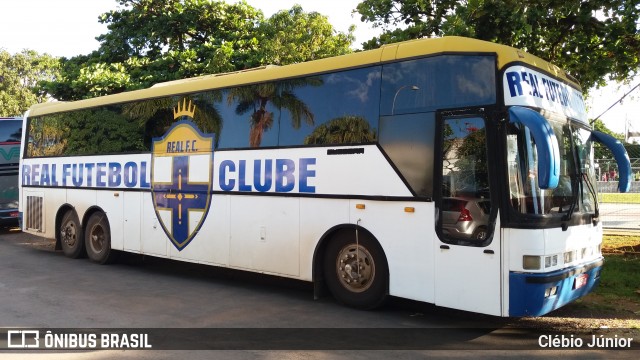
[29,36,580,117]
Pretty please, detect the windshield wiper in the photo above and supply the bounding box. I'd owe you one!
[562,140,581,226]
[582,172,600,225]
[562,173,580,223]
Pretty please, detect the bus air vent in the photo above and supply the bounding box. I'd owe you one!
[26,195,44,232]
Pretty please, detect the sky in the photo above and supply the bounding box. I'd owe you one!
[1,0,638,136]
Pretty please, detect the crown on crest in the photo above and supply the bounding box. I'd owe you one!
[173,98,196,119]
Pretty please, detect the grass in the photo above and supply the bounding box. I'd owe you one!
[591,233,640,309]
[597,255,640,298]
[599,192,640,204]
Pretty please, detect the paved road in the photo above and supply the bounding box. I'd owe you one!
[0,229,635,359]
[600,203,640,230]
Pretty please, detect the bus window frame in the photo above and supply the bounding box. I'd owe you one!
[434,108,500,247]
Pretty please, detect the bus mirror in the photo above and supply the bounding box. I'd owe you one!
[508,106,560,189]
[591,131,631,193]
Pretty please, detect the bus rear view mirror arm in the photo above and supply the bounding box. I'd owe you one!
[591,131,631,193]
[508,106,560,189]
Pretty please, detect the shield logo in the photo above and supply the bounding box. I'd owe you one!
[151,99,214,251]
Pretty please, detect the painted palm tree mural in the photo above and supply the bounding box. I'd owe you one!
[226,78,322,147]
[304,115,376,145]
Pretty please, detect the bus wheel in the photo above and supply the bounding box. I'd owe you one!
[85,212,116,264]
[60,210,84,258]
[323,231,388,309]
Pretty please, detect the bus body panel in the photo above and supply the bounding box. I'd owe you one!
[300,197,350,281]
[165,193,231,267]
[141,192,168,257]
[508,258,602,316]
[506,225,603,274]
[97,189,124,250]
[434,213,502,316]
[348,200,435,303]
[228,195,300,276]
[123,191,142,252]
[212,145,412,197]
[503,225,603,316]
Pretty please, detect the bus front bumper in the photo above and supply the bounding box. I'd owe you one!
[508,257,603,317]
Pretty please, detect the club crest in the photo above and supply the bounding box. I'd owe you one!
[151,99,214,251]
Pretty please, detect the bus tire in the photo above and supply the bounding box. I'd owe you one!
[323,230,388,309]
[60,210,84,259]
[85,212,116,264]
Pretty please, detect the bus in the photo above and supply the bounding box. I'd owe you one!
[1,117,21,227]
[19,36,631,317]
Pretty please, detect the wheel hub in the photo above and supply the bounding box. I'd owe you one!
[336,245,375,293]
[61,223,77,246]
[90,224,105,253]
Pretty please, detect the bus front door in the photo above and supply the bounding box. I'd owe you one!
[433,115,502,316]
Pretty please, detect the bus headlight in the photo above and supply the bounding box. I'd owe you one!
[523,255,541,270]
[564,251,574,264]
[544,255,558,268]
[544,286,558,298]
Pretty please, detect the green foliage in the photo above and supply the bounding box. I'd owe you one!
[65,109,146,155]
[356,0,640,90]
[304,115,377,145]
[259,5,355,65]
[593,119,625,140]
[592,118,626,160]
[356,0,458,49]
[0,49,59,116]
[46,0,354,101]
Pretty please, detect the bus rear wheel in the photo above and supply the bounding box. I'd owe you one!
[85,212,116,264]
[323,230,388,309]
[60,210,84,258]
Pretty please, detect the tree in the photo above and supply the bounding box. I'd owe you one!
[355,0,640,90]
[0,49,59,116]
[46,0,263,100]
[304,115,376,145]
[259,5,355,65]
[356,0,458,48]
[592,118,626,161]
[227,77,322,147]
[46,0,354,101]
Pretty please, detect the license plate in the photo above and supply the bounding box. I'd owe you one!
[574,273,589,289]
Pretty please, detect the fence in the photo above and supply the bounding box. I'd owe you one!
[595,151,640,230]
[597,180,640,230]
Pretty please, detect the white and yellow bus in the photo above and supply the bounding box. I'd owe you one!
[19,37,631,316]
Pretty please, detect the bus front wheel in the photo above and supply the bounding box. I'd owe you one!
[85,212,116,264]
[323,230,388,309]
[60,210,84,258]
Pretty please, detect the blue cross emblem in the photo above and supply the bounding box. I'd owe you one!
[153,156,210,249]
[151,117,214,251]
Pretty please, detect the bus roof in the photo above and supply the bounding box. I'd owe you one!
[29,36,578,117]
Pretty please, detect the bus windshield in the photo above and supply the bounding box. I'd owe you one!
[506,113,597,217]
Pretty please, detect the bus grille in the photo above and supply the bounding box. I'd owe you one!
[26,195,43,232]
